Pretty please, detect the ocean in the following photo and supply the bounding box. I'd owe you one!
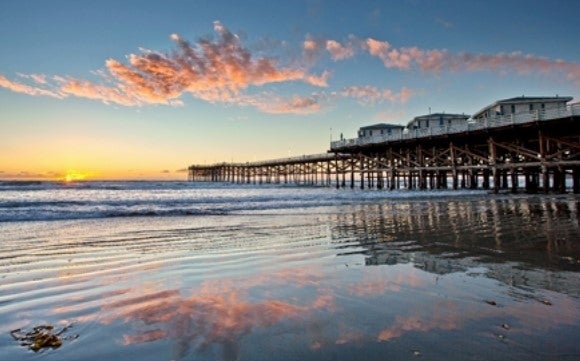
[1,181,579,361]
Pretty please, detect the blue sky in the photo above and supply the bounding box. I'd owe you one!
[1,0,579,179]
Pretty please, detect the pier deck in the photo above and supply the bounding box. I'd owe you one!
[189,104,580,193]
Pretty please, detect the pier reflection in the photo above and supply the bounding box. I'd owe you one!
[330,196,580,293]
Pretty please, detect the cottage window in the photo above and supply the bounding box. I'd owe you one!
[439,116,444,126]
[529,104,534,111]
[499,105,504,115]
[387,128,392,135]
[380,129,384,135]
[425,119,429,128]
[369,130,373,136]
[541,103,545,110]
[511,104,515,114]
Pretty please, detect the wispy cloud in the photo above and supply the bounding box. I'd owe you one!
[373,110,407,123]
[435,18,454,29]
[303,36,358,62]
[0,74,62,99]
[17,73,47,84]
[306,33,580,86]
[361,37,580,85]
[255,94,324,114]
[341,86,413,104]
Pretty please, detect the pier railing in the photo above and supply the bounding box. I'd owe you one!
[331,104,580,150]
[192,153,339,169]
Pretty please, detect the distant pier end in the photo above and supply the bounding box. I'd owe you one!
[189,98,580,194]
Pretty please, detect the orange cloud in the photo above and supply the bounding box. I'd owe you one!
[59,78,141,106]
[0,74,62,98]
[1,22,328,112]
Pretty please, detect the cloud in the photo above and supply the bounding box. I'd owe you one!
[255,94,323,114]
[2,23,578,116]
[436,18,454,29]
[0,74,62,99]
[303,36,322,63]
[325,40,355,61]
[362,38,580,84]
[17,73,47,84]
[0,170,53,179]
[1,21,328,110]
[304,70,331,87]
[341,86,413,104]
[373,110,406,122]
[303,36,358,62]
[58,77,141,106]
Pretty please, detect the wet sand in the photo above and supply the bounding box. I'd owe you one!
[1,193,579,360]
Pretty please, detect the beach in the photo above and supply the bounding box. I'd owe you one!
[1,181,579,360]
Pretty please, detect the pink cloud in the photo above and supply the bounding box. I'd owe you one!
[303,37,322,62]
[303,36,358,63]
[325,40,355,61]
[0,74,62,98]
[362,38,580,84]
[58,78,141,106]
[377,300,463,342]
[341,86,413,104]
[365,38,390,58]
[305,70,331,87]
[255,94,323,114]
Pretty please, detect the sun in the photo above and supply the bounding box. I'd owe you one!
[63,171,87,182]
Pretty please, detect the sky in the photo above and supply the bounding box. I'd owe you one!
[1,0,579,180]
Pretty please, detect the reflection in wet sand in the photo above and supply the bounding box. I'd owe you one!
[87,261,580,360]
[102,273,336,361]
[332,197,580,290]
[3,195,579,361]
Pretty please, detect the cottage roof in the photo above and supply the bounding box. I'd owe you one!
[406,113,469,127]
[473,96,573,119]
[359,123,405,131]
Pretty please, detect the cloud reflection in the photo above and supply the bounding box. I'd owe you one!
[103,277,335,361]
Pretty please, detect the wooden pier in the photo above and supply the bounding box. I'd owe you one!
[189,104,580,193]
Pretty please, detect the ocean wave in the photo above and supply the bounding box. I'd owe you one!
[0,181,489,222]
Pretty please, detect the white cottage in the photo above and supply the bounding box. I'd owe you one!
[472,96,573,121]
[406,113,469,130]
[357,123,405,138]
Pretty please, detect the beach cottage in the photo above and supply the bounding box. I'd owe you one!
[472,96,573,121]
[406,113,470,130]
[357,123,405,138]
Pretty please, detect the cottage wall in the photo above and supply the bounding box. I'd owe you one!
[474,99,570,121]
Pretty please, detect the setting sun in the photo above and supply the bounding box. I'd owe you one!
[64,171,87,182]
